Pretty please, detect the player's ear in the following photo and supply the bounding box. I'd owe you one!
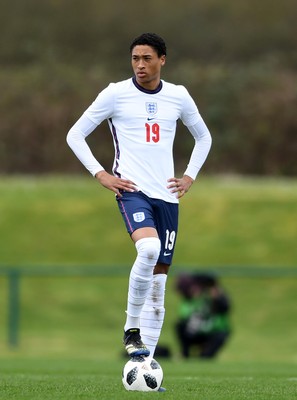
[160,55,166,66]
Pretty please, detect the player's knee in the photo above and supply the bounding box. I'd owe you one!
[135,237,161,262]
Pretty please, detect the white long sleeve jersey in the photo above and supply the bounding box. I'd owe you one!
[67,77,212,204]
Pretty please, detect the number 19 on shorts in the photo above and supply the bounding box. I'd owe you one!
[165,229,176,251]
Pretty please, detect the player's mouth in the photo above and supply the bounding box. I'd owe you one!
[137,72,146,78]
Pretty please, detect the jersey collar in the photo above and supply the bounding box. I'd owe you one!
[132,76,163,94]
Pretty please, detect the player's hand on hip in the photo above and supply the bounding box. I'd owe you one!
[167,175,193,198]
[95,171,137,197]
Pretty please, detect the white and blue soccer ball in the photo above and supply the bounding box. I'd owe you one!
[122,356,163,391]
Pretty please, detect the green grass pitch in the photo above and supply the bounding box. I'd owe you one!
[0,176,297,399]
[1,358,296,400]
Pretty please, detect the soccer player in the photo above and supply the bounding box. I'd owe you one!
[67,32,212,362]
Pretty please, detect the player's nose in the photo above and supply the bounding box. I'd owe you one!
[137,60,145,68]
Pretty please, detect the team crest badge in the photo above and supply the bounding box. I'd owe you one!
[146,102,158,115]
[133,212,145,223]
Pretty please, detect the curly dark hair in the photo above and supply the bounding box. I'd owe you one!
[129,33,167,57]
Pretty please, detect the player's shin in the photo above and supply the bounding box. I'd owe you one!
[124,237,161,332]
[139,273,167,357]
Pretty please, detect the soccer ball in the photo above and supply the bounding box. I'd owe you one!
[122,356,163,391]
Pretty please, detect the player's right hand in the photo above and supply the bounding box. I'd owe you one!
[95,170,137,197]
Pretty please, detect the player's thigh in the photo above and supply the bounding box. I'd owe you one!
[131,227,158,242]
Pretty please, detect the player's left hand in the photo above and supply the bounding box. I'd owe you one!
[167,175,194,198]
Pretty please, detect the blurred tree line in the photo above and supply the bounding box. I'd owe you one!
[1,0,296,175]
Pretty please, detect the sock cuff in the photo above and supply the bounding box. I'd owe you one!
[135,237,161,250]
[153,273,167,284]
[135,237,161,265]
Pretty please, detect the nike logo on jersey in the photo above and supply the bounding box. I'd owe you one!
[163,251,171,256]
[147,117,155,121]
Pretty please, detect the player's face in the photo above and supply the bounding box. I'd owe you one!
[131,45,166,90]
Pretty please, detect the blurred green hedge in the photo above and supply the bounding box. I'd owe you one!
[1,0,296,175]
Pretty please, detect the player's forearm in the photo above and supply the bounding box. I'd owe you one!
[184,123,212,180]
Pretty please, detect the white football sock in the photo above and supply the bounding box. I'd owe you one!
[140,273,167,357]
[124,237,161,332]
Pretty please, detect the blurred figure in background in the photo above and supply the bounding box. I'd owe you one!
[175,273,231,359]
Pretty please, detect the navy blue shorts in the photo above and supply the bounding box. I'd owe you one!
[116,191,179,265]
